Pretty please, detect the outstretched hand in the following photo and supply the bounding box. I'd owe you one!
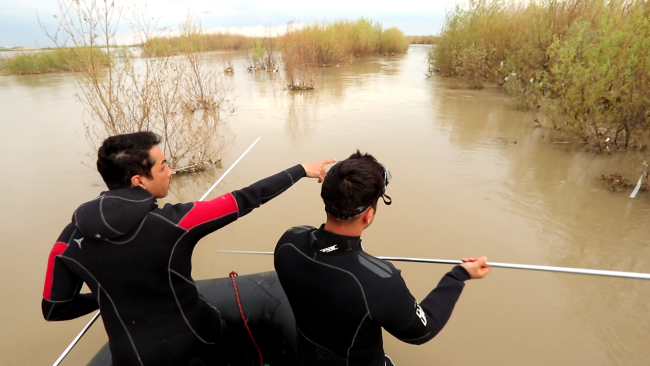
[302,159,337,183]
[460,256,491,279]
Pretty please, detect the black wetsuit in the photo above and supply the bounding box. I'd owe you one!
[274,225,471,366]
[42,165,306,366]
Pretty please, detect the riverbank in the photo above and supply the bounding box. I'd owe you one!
[431,0,650,157]
[0,47,111,75]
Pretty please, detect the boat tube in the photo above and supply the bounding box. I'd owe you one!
[87,271,297,366]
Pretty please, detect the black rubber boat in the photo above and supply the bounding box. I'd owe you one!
[87,271,297,366]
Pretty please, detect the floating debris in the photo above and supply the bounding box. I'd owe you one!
[489,137,517,145]
[600,173,648,193]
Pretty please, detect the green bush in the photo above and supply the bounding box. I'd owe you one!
[541,7,650,149]
[433,0,650,149]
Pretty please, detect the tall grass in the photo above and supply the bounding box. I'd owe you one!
[433,0,650,150]
[0,47,110,75]
[280,18,409,67]
[143,32,255,56]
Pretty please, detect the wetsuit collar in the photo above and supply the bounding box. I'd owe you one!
[310,224,362,254]
[73,186,158,241]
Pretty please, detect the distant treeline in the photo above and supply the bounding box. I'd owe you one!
[407,35,441,45]
[143,33,256,56]
[1,18,410,76]
[432,0,650,150]
[144,18,410,64]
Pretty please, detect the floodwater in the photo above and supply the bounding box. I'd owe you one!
[1,45,649,365]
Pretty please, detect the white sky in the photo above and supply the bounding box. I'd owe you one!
[0,0,458,47]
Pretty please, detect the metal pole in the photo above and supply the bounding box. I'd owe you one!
[53,137,261,366]
[214,250,650,280]
[199,137,261,201]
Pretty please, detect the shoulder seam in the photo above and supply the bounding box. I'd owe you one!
[277,244,372,317]
[150,212,185,229]
[105,216,150,244]
[99,197,127,236]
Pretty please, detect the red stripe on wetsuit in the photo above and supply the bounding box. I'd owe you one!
[43,242,68,300]
[178,193,238,230]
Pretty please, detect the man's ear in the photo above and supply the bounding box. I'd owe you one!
[130,175,144,188]
[362,207,374,225]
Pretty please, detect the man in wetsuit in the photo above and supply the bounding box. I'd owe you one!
[274,150,491,366]
[42,131,335,365]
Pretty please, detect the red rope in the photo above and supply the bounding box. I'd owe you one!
[229,271,264,366]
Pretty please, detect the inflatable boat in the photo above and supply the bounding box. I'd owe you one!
[87,271,297,366]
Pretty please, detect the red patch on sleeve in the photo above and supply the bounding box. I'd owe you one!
[178,193,238,230]
[43,242,68,300]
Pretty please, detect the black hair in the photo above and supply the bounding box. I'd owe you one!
[321,150,385,220]
[96,131,162,190]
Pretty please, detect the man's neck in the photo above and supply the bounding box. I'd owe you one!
[323,221,363,237]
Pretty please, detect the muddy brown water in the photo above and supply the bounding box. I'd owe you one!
[1,45,649,365]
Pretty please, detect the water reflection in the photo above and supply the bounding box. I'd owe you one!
[425,73,650,365]
[0,72,76,100]
[273,90,318,140]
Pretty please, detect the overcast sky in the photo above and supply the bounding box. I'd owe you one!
[0,0,458,47]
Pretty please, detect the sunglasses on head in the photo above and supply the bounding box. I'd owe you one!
[326,163,392,219]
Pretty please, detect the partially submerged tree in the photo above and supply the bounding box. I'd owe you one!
[41,0,231,173]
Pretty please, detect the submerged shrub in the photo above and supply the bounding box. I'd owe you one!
[280,21,316,90]
[279,18,409,68]
[278,18,408,89]
[44,1,231,173]
[379,28,409,55]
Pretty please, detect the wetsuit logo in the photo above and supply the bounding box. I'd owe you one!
[320,245,338,253]
[74,237,84,249]
[415,304,427,326]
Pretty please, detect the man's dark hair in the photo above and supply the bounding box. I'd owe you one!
[321,150,384,220]
[97,132,162,190]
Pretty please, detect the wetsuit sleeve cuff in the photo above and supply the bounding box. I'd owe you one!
[287,164,307,181]
[448,265,471,282]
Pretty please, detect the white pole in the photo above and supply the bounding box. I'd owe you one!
[213,250,650,280]
[629,171,647,199]
[53,137,261,366]
[52,312,101,366]
[199,137,261,201]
